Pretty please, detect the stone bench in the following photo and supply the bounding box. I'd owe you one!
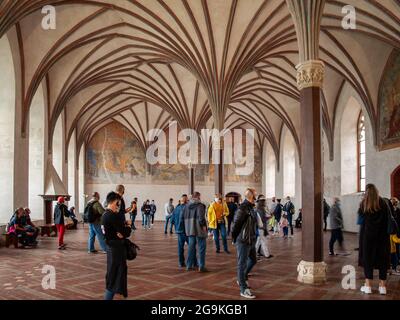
[3,233,18,248]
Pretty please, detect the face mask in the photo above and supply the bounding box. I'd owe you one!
[215,198,219,202]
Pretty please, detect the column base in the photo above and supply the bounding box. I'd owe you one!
[297,260,327,284]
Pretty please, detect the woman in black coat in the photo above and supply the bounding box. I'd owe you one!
[102,192,132,300]
[358,184,391,295]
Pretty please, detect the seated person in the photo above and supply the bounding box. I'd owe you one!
[295,208,302,228]
[65,206,78,230]
[11,208,37,247]
[23,208,39,239]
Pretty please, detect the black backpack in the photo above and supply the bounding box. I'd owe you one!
[83,201,96,223]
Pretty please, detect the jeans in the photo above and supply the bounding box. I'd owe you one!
[187,236,206,269]
[236,241,257,293]
[213,223,228,252]
[164,215,173,233]
[227,218,233,236]
[130,214,137,230]
[142,213,144,226]
[329,228,344,253]
[177,233,188,267]
[88,223,107,252]
[144,214,151,228]
[56,224,65,246]
[104,289,115,300]
[283,226,288,236]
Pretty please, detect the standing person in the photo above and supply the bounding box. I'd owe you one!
[273,199,283,235]
[164,198,175,234]
[54,197,70,250]
[323,198,330,231]
[390,197,400,270]
[359,184,391,295]
[207,194,230,254]
[172,194,189,268]
[232,188,258,299]
[183,192,208,272]
[86,192,107,254]
[150,200,157,226]
[102,192,132,300]
[255,195,273,259]
[328,197,346,256]
[227,197,238,237]
[129,200,137,230]
[142,200,151,230]
[283,196,295,237]
[280,213,289,239]
[115,185,131,223]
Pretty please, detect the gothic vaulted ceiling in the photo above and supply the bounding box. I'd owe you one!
[1,0,399,163]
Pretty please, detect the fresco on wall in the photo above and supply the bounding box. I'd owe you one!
[379,49,400,148]
[86,122,146,184]
[86,122,262,185]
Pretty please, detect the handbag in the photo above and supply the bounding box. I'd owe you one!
[125,239,140,261]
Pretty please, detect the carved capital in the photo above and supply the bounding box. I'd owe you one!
[297,260,327,284]
[296,60,325,90]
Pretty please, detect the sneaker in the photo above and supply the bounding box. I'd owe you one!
[240,289,256,299]
[329,252,336,256]
[100,250,107,254]
[379,286,387,295]
[360,286,372,294]
[266,255,274,259]
[216,250,221,253]
[164,231,167,234]
[199,267,209,273]
[170,231,173,234]
[58,246,66,250]
[186,267,195,271]
[179,264,186,268]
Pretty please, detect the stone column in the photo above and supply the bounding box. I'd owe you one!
[213,144,224,196]
[188,163,195,195]
[286,0,327,284]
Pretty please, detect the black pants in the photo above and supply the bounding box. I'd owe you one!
[323,217,327,231]
[364,265,387,281]
[151,213,155,224]
[329,228,343,253]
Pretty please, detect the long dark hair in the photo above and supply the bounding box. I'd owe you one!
[362,184,381,213]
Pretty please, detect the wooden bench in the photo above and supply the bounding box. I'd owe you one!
[3,233,18,248]
[40,224,57,237]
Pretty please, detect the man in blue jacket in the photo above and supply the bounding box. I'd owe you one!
[172,194,189,268]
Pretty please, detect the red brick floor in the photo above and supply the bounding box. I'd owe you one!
[0,222,399,300]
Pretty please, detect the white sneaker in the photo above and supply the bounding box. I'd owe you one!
[379,286,387,295]
[360,286,372,294]
[240,288,256,299]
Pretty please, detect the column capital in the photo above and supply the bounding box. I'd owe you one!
[295,60,325,91]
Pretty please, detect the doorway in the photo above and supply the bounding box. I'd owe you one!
[391,165,400,199]
[225,191,241,204]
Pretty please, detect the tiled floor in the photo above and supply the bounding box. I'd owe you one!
[0,222,399,300]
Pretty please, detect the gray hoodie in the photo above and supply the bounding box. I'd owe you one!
[183,199,207,238]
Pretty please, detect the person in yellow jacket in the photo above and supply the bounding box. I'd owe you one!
[207,194,230,253]
[390,234,400,275]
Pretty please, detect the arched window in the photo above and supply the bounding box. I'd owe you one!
[357,113,366,192]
